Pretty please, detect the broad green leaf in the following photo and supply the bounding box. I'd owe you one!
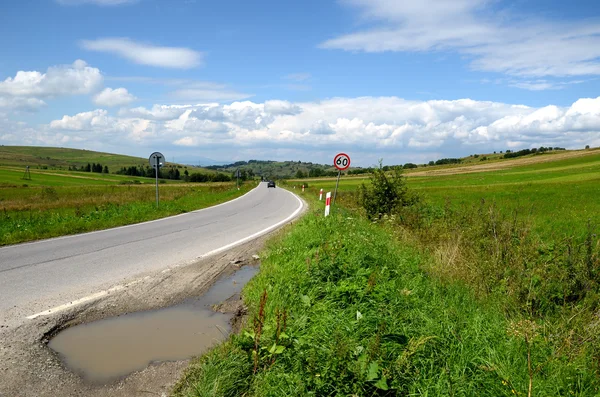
[367,362,379,381]
[374,375,389,390]
[269,343,277,354]
[301,295,311,307]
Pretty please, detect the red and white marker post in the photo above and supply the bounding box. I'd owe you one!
[302,184,305,192]
[324,192,332,217]
[319,188,323,200]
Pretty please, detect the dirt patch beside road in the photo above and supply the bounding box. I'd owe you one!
[0,236,269,397]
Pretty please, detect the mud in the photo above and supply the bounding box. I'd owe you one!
[48,265,258,384]
[0,235,271,397]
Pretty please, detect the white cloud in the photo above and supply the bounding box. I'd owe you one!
[0,97,46,111]
[321,0,600,82]
[0,60,103,97]
[169,82,252,102]
[170,88,253,102]
[118,104,201,120]
[80,38,203,69]
[10,96,600,166]
[285,73,311,82]
[50,109,112,130]
[56,0,138,5]
[509,81,559,91]
[93,87,136,107]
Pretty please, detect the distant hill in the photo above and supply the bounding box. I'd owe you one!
[205,159,341,179]
[0,146,211,174]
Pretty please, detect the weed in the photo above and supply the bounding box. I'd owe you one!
[174,212,600,396]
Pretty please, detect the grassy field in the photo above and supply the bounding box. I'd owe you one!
[0,145,214,175]
[290,150,600,237]
[0,146,152,169]
[0,174,256,245]
[0,167,163,187]
[173,210,598,396]
[173,149,600,396]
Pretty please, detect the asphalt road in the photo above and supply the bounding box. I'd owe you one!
[0,182,303,318]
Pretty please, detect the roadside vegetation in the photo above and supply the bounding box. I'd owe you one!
[0,180,254,246]
[174,152,600,396]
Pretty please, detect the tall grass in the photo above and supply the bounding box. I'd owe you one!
[173,209,599,396]
[0,182,254,245]
[173,155,600,396]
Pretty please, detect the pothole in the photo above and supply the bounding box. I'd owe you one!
[48,264,258,384]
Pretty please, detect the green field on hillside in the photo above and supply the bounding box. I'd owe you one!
[291,151,600,237]
[0,146,149,169]
[175,151,600,396]
[0,181,254,246]
[0,145,213,175]
[0,161,256,245]
[0,167,161,187]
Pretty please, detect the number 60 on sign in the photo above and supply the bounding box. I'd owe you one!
[334,153,351,171]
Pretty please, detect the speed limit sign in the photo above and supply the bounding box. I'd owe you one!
[334,153,351,171]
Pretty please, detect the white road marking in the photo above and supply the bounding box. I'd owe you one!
[26,277,147,320]
[25,188,304,320]
[2,184,260,252]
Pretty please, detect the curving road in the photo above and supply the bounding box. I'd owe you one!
[0,182,303,319]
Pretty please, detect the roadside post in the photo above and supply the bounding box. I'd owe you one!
[235,169,241,190]
[332,153,351,208]
[302,184,305,192]
[149,152,164,208]
[325,192,331,217]
[319,188,323,200]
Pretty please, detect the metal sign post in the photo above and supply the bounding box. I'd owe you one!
[149,152,165,208]
[332,153,351,208]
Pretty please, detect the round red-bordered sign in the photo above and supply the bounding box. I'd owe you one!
[333,153,351,171]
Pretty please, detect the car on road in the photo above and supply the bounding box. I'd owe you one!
[267,180,276,188]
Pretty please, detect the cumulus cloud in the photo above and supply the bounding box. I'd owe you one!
[0,60,103,97]
[80,38,203,69]
[118,104,200,120]
[0,97,46,111]
[50,109,112,130]
[321,0,600,83]
[93,87,136,107]
[10,96,600,165]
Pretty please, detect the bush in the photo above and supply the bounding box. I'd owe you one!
[359,163,416,219]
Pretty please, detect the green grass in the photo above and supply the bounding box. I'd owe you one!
[0,145,213,174]
[173,152,600,396]
[0,145,151,169]
[0,147,258,245]
[290,151,600,238]
[173,211,599,396]
[0,182,256,245]
[0,167,163,187]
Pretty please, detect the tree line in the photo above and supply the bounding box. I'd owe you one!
[68,163,109,173]
[503,146,565,159]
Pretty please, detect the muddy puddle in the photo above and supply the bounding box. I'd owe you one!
[48,265,258,383]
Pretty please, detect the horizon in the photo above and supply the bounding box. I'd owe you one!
[2,0,600,167]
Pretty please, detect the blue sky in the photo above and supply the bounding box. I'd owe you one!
[1,0,600,166]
